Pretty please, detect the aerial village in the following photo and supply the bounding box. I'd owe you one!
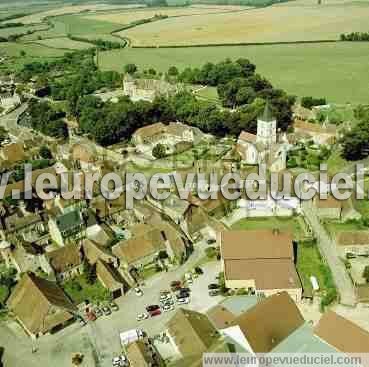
[0,66,368,367]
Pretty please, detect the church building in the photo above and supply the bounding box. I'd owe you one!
[237,102,288,172]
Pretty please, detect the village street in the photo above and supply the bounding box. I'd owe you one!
[302,200,357,307]
[0,242,222,367]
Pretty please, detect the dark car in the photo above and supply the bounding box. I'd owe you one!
[146,305,160,312]
[208,283,220,290]
[194,267,203,275]
[180,287,191,293]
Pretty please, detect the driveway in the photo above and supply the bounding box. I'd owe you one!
[302,200,357,306]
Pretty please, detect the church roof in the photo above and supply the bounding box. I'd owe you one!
[260,101,275,122]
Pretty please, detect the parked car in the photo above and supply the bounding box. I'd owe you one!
[146,304,160,312]
[208,283,220,290]
[207,238,216,245]
[134,287,143,297]
[94,307,103,318]
[112,355,128,367]
[150,308,162,317]
[170,281,181,291]
[110,302,119,312]
[86,311,97,322]
[162,304,175,312]
[160,290,171,296]
[177,297,190,305]
[194,266,203,275]
[136,313,149,321]
[79,318,87,327]
[209,289,220,296]
[102,306,112,316]
[160,294,172,303]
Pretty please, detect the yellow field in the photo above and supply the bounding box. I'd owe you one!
[84,5,249,25]
[119,0,369,46]
[7,4,144,24]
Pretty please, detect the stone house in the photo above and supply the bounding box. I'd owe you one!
[112,223,186,269]
[126,340,159,367]
[313,196,361,221]
[336,231,369,257]
[148,193,190,225]
[7,272,77,339]
[166,308,218,359]
[48,208,85,247]
[314,310,369,353]
[46,244,83,281]
[70,143,98,171]
[222,292,304,353]
[2,211,48,245]
[132,122,201,152]
[293,120,337,145]
[123,74,180,102]
[0,91,21,111]
[0,239,49,275]
[96,259,128,299]
[219,230,302,302]
[0,142,25,165]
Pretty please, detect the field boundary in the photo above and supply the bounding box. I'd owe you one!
[130,39,340,48]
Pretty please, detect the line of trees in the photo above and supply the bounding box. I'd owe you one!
[301,96,326,109]
[340,32,369,41]
[341,107,369,160]
[68,35,124,50]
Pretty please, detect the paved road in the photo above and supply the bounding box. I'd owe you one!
[302,200,357,307]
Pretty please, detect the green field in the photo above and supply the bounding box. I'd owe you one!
[0,24,47,38]
[231,216,303,239]
[35,36,93,50]
[296,241,335,295]
[21,14,123,41]
[99,42,369,103]
[0,42,67,71]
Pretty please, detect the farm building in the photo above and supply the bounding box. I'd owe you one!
[219,230,302,302]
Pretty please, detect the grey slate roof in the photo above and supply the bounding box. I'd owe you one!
[56,209,82,232]
[260,101,275,122]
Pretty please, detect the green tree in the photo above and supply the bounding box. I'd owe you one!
[168,66,179,76]
[0,126,8,145]
[152,143,167,158]
[124,63,137,74]
[39,145,52,159]
[363,265,369,283]
[341,119,369,160]
[83,260,97,285]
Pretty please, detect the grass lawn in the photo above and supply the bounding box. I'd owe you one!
[326,148,350,176]
[0,285,9,305]
[35,37,93,50]
[296,241,335,295]
[324,220,366,237]
[231,216,304,240]
[0,24,47,38]
[63,276,110,305]
[194,86,220,103]
[100,42,369,104]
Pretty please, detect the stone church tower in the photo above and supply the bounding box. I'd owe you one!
[256,102,277,146]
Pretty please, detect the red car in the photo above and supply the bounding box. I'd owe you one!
[150,308,162,317]
[86,311,97,322]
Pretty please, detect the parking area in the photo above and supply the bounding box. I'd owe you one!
[0,246,222,367]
